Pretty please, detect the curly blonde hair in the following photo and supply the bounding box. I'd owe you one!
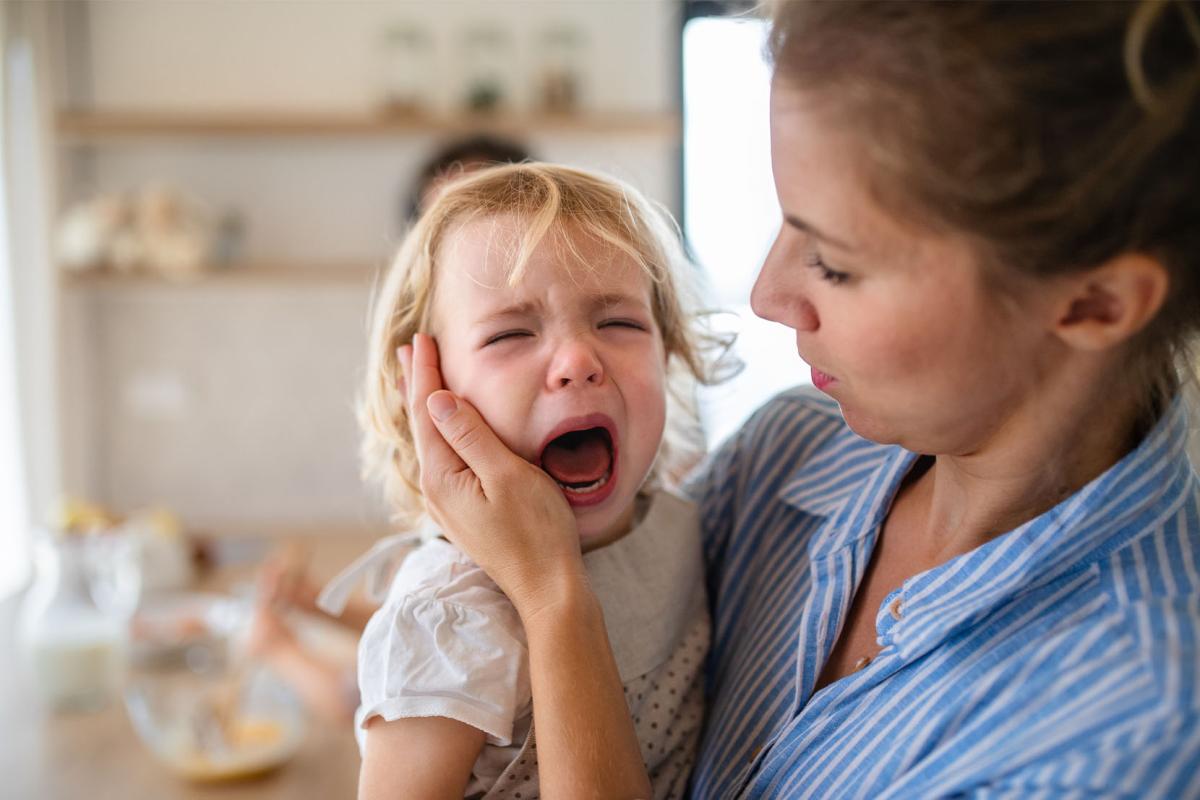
[360,162,735,529]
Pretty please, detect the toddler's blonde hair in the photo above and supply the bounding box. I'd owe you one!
[360,162,734,529]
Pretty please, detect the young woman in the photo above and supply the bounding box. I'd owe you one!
[400,2,1200,796]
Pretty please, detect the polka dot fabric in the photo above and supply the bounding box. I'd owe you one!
[630,609,710,799]
[481,601,710,800]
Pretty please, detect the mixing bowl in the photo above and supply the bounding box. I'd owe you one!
[124,592,306,782]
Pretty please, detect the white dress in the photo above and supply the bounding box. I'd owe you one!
[321,489,710,800]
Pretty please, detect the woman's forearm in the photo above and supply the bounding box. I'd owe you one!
[523,575,651,799]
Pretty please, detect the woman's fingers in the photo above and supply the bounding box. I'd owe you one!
[396,342,412,408]
[406,334,468,479]
[426,391,524,492]
[407,333,527,492]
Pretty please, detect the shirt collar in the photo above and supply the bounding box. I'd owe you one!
[585,489,706,682]
[778,423,917,557]
[888,396,1196,661]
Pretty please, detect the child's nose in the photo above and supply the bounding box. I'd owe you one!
[547,338,604,389]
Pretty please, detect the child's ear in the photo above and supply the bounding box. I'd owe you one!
[1050,253,1169,351]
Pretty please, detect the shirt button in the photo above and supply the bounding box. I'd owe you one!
[888,596,904,620]
[853,655,872,672]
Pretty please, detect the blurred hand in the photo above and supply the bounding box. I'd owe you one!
[246,594,298,659]
[256,545,320,614]
[399,334,587,619]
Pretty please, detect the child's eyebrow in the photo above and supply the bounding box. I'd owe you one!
[474,293,649,327]
[474,301,540,327]
[590,292,649,312]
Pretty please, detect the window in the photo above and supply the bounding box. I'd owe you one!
[0,8,39,599]
[682,4,810,449]
[0,201,30,599]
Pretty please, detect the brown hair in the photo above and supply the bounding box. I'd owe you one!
[360,162,736,528]
[769,0,1200,423]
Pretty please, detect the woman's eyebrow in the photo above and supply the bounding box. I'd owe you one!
[784,214,857,252]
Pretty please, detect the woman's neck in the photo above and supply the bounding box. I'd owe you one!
[904,372,1149,565]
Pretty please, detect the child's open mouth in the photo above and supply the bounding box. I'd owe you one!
[539,423,618,507]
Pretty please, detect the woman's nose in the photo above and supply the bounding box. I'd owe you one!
[750,233,820,332]
[547,338,604,389]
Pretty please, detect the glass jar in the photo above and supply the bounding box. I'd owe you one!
[537,25,587,114]
[17,531,141,710]
[377,22,434,116]
[460,24,513,113]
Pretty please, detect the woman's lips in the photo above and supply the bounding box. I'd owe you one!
[811,366,836,391]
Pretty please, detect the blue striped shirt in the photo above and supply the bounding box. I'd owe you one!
[685,386,1200,798]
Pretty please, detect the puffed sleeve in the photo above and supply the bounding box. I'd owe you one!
[355,540,531,747]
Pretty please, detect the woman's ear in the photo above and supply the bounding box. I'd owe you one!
[1051,254,1169,351]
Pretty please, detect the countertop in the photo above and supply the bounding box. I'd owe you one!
[0,530,382,800]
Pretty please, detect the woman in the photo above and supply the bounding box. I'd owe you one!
[397,1,1200,797]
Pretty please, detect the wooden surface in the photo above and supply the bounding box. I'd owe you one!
[0,531,381,800]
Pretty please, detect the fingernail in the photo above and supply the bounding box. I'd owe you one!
[428,392,457,422]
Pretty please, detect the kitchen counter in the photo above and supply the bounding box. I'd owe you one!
[0,530,383,800]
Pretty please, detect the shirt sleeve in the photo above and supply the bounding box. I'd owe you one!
[683,387,842,594]
[682,408,749,576]
[682,389,791,580]
[355,546,530,747]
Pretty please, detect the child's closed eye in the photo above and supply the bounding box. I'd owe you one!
[484,330,534,346]
[599,319,649,332]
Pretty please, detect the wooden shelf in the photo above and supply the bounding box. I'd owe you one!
[55,109,680,142]
[60,262,381,289]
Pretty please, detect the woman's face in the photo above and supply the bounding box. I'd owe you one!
[756,79,1064,455]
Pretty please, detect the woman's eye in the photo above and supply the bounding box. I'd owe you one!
[805,249,851,285]
[484,331,533,346]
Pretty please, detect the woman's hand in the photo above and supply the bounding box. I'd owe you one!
[398,334,587,620]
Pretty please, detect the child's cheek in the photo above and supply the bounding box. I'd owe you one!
[441,345,510,397]
[434,341,475,398]
[453,368,530,457]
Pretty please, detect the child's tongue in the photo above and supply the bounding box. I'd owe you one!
[541,430,611,485]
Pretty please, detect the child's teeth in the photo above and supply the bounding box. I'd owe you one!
[556,469,611,494]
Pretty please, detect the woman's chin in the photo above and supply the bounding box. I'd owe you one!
[841,405,942,453]
[838,405,899,446]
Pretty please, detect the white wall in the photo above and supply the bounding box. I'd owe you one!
[64,282,378,530]
[82,1,676,116]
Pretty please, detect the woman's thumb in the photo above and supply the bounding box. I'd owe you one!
[426,391,508,476]
[427,390,458,422]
